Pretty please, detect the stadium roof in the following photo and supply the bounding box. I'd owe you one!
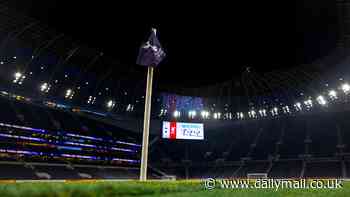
[0,0,344,98]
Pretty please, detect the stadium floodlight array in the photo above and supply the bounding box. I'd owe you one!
[6,67,350,122]
[201,110,210,119]
[40,82,51,93]
[65,89,74,99]
[159,109,168,117]
[316,95,327,106]
[87,96,96,104]
[173,110,181,118]
[163,81,350,121]
[259,109,267,117]
[13,72,26,85]
[107,100,116,109]
[304,99,313,110]
[224,112,233,119]
[248,110,257,118]
[342,83,350,94]
[213,112,221,119]
[328,90,337,100]
[126,104,134,112]
[271,107,279,116]
[294,102,302,111]
[237,112,244,119]
[282,106,291,114]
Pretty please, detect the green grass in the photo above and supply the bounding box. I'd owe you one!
[0,180,348,197]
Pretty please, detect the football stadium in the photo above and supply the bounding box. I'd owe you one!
[0,0,350,196]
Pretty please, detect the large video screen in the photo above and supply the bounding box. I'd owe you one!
[161,93,205,112]
[162,121,204,140]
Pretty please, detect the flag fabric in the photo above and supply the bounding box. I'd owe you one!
[136,28,166,67]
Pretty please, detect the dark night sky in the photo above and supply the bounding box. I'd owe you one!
[6,0,339,88]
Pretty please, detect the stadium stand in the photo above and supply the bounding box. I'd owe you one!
[0,95,143,180]
[268,160,303,178]
[304,160,342,178]
[149,111,350,179]
[4,92,350,180]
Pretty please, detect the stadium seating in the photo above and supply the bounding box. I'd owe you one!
[268,160,303,178]
[304,161,342,178]
[2,95,350,180]
[0,96,141,180]
[0,162,37,179]
[151,113,350,179]
[234,161,269,178]
[33,165,81,179]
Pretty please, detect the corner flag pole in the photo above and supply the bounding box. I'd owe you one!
[140,66,154,181]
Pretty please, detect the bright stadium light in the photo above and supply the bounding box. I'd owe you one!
[107,100,116,109]
[328,90,337,100]
[213,112,221,119]
[259,109,267,117]
[248,110,257,118]
[65,89,74,99]
[201,110,210,119]
[13,72,26,85]
[87,96,96,104]
[316,95,327,106]
[159,109,167,116]
[294,102,302,111]
[224,112,233,120]
[14,72,22,78]
[237,112,244,119]
[341,83,350,94]
[282,106,290,114]
[271,107,279,116]
[126,104,134,112]
[40,82,51,93]
[188,110,196,119]
[304,99,313,109]
[173,110,181,118]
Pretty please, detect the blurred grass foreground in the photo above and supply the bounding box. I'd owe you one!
[0,180,349,197]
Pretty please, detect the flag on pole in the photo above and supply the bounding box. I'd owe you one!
[136,28,166,67]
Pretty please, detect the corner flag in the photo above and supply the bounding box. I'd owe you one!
[136,28,166,67]
[138,28,166,181]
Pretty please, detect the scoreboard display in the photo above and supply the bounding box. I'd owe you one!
[162,121,204,140]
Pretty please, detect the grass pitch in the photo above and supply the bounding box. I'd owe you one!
[0,180,348,197]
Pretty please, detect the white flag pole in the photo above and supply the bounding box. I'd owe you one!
[139,65,154,181]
